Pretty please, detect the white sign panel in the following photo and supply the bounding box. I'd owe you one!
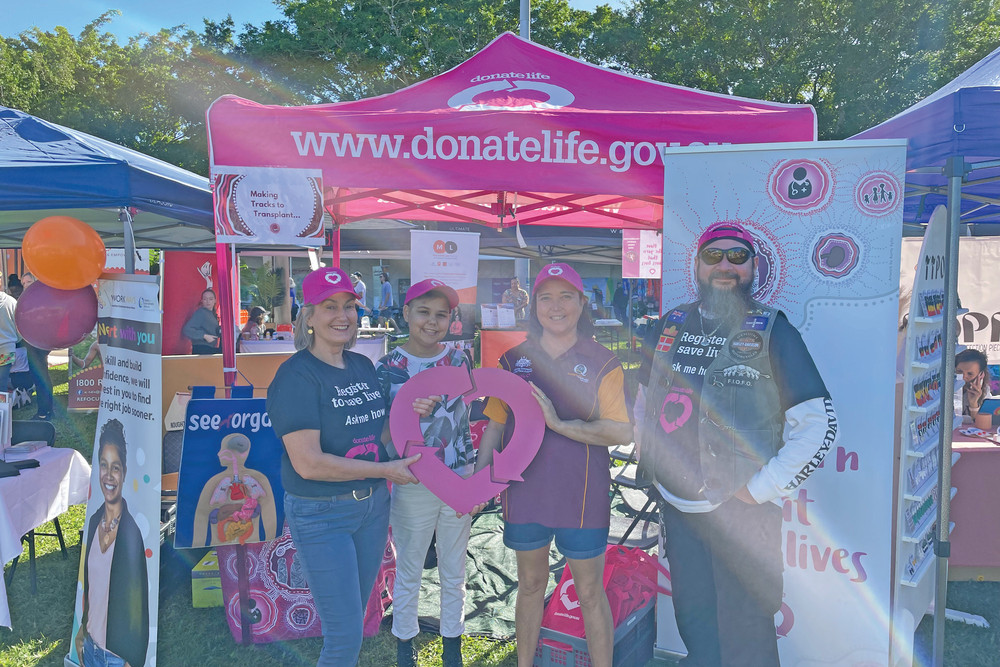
[212,166,325,245]
[657,140,905,665]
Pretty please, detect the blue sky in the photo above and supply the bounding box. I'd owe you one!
[4,1,620,41]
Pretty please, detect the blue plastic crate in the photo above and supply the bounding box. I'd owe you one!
[533,601,655,667]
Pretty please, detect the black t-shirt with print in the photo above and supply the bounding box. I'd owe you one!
[268,348,389,497]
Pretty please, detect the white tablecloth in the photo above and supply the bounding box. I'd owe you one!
[0,446,91,627]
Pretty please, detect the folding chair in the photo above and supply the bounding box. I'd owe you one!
[608,441,661,549]
[5,420,63,594]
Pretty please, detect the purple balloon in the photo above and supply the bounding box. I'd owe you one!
[15,281,98,349]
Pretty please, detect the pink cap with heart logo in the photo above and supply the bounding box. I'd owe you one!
[302,267,360,305]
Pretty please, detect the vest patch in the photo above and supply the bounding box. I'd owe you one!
[729,331,764,360]
[667,309,688,324]
[710,363,771,388]
[742,314,770,331]
[656,324,679,352]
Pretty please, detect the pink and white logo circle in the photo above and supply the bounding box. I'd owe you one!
[768,159,834,214]
[812,232,861,279]
[855,171,901,216]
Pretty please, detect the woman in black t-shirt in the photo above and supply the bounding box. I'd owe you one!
[267,267,420,667]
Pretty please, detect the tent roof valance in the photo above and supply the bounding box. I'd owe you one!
[207,32,817,230]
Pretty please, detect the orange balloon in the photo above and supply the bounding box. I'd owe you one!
[22,216,106,290]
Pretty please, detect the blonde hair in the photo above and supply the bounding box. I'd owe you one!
[294,304,358,351]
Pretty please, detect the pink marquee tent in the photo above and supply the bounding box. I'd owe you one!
[206,32,817,230]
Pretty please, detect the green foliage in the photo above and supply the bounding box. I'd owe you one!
[596,0,1000,139]
[240,263,286,313]
[2,0,999,168]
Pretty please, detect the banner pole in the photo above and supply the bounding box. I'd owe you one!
[932,156,964,666]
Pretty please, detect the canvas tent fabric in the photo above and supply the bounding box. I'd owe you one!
[852,43,1000,225]
[0,106,214,247]
[207,32,817,230]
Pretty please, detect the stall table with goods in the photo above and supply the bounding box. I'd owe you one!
[948,426,1000,578]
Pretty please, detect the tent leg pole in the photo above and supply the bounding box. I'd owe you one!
[932,156,963,667]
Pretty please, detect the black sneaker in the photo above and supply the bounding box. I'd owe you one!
[397,638,417,667]
[442,636,463,667]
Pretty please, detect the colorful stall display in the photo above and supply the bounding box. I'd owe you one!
[656,140,906,665]
[69,274,162,667]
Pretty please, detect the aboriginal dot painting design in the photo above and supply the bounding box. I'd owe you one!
[854,170,902,217]
[812,233,861,279]
[767,158,834,214]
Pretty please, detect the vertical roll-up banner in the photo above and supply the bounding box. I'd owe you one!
[410,230,480,341]
[657,140,905,664]
[68,274,162,667]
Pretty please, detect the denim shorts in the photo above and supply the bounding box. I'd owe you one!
[503,521,609,560]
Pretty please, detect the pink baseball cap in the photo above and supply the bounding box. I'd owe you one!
[697,222,755,252]
[302,267,360,305]
[404,278,460,309]
[532,263,584,294]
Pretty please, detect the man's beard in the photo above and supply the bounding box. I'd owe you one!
[698,271,754,326]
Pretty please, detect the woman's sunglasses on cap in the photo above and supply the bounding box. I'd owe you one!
[699,247,753,265]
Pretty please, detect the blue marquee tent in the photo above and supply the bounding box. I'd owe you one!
[853,44,1000,226]
[0,106,214,247]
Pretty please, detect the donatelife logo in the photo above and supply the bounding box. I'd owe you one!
[448,71,575,111]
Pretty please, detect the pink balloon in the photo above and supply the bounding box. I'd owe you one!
[15,281,97,349]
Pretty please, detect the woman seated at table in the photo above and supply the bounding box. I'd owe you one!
[476,263,632,667]
[957,348,992,421]
[240,307,267,341]
[76,418,149,667]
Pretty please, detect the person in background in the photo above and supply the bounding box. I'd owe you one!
[7,274,22,299]
[477,263,632,667]
[75,418,149,667]
[289,276,300,322]
[635,222,838,666]
[182,289,221,355]
[17,273,54,420]
[375,279,474,667]
[380,272,394,312]
[955,348,991,420]
[0,276,18,392]
[350,272,368,321]
[613,282,628,323]
[240,307,266,341]
[501,277,529,320]
[267,267,420,667]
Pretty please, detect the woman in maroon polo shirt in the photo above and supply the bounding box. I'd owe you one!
[479,263,632,667]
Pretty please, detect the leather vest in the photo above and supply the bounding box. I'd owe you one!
[639,301,783,504]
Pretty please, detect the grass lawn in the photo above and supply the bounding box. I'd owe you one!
[1,360,998,665]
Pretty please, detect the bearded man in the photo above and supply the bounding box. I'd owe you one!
[634,222,839,666]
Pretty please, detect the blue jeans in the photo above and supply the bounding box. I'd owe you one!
[83,634,126,667]
[284,483,390,667]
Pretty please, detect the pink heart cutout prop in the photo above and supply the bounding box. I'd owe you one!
[388,366,545,514]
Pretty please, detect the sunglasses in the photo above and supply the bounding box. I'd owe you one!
[699,247,753,266]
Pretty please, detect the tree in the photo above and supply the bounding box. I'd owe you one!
[597,0,1000,138]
